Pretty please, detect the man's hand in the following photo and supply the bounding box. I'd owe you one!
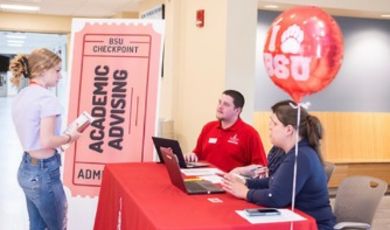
[184,152,198,162]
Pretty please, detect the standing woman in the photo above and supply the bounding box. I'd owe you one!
[222,100,335,230]
[10,48,80,230]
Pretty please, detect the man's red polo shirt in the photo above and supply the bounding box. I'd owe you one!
[193,118,267,172]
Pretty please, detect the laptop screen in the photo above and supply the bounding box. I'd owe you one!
[151,136,187,167]
[160,148,225,195]
[159,148,188,192]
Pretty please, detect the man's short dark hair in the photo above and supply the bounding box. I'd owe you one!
[223,89,245,109]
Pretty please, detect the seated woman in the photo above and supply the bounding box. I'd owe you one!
[222,100,335,230]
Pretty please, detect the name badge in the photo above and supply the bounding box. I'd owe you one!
[208,138,217,144]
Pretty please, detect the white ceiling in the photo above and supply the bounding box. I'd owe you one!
[258,0,390,19]
[0,0,389,18]
[0,0,389,55]
[0,0,142,17]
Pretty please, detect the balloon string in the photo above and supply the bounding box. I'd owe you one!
[290,101,311,110]
[291,104,301,212]
[289,102,306,230]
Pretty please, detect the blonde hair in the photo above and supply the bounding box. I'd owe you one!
[9,48,61,87]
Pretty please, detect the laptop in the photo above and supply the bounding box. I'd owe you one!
[152,136,209,168]
[160,148,225,195]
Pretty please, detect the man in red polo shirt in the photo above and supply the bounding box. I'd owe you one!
[184,90,267,172]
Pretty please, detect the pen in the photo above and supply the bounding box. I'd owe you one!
[250,166,262,172]
[184,178,202,182]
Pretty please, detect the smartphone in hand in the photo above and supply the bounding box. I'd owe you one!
[245,208,281,216]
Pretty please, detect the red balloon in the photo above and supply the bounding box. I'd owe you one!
[263,6,344,102]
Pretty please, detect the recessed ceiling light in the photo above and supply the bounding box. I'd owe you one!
[381,14,390,18]
[7,43,24,47]
[6,34,26,39]
[7,40,25,44]
[264,5,279,9]
[0,4,40,12]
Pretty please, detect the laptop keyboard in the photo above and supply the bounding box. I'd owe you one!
[197,180,221,190]
[185,180,223,193]
[185,181,208,193]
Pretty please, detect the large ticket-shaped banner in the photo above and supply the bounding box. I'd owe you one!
[65,19,164,197]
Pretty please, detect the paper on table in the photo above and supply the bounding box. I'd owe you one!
[236,209,306,224]
[199,174,223,184]
[181,168,224,176]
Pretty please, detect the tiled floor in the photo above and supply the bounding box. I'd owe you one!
[1,96,389,229]
[0,96,29,229]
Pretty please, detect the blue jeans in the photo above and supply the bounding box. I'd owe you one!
[17,152,67,230]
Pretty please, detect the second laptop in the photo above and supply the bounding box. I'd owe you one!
[152,136,209,168]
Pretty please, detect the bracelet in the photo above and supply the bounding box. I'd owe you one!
[64,133,72,144]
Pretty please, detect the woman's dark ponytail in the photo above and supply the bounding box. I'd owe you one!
[272,100,324,164]
[301,115,324,163]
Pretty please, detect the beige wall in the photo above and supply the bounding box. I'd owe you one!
[158,0,258,152]
[0,10,138,34]
[140,0,227,148]
[140,0,174,124]
[137,0,165,13]
[170,0,227,151]
[225,0,257,123]
[0,12,72,33]
[113,11,139,18]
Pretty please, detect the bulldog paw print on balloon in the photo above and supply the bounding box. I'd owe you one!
[281,24,304,54]
[263,6,344,103]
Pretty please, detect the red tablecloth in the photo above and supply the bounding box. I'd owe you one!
[94,163,318,230]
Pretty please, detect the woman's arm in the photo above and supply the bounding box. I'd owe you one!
[40,116,79,149]
[246,177,270,189]
[246,151,311,207]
